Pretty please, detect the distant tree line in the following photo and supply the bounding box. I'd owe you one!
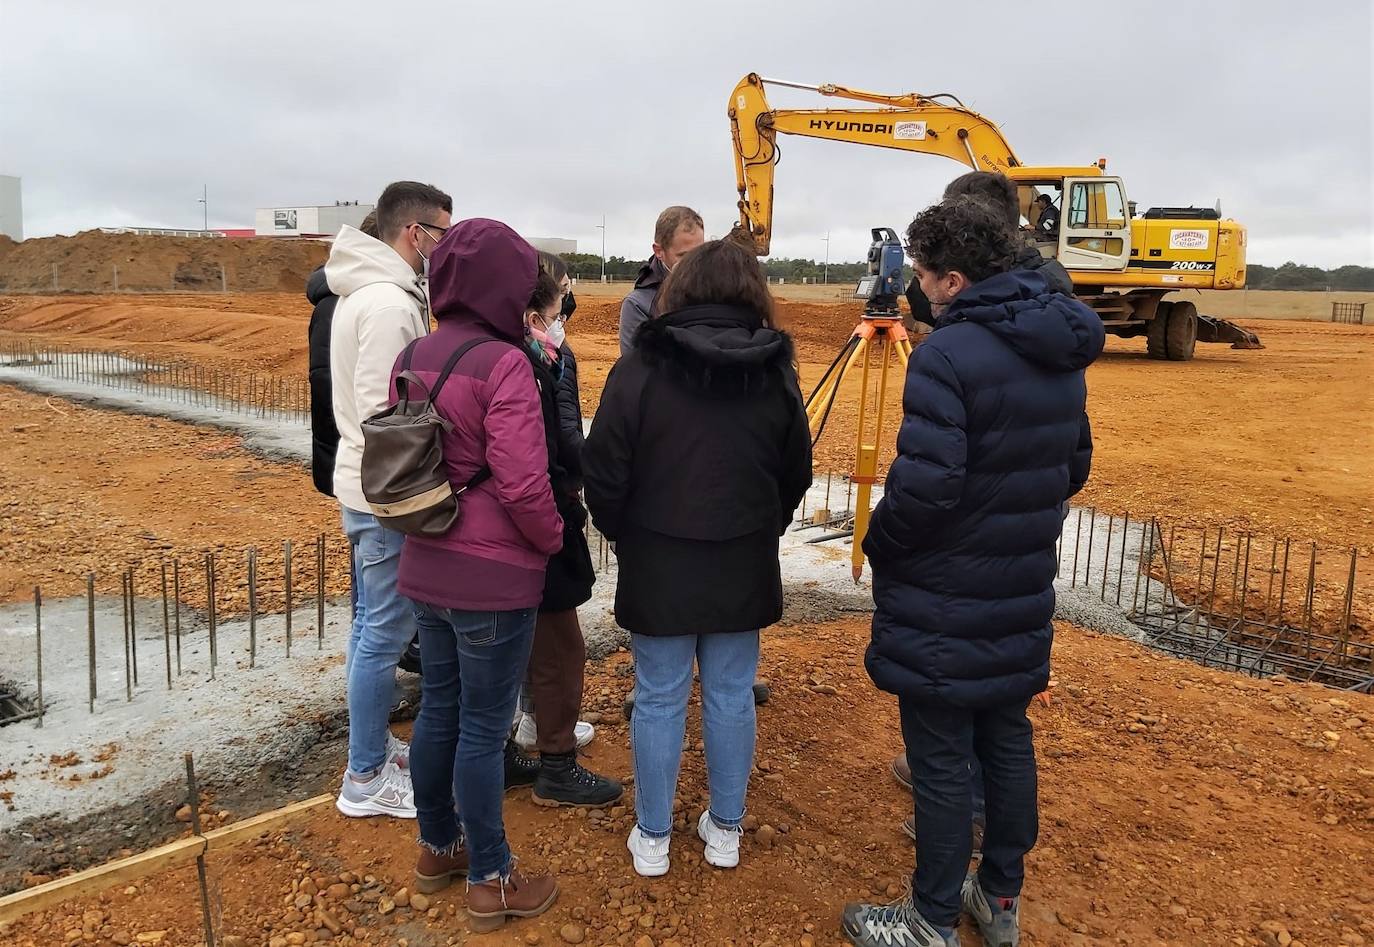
[561,252,1372,291]
[560,251,903,284]
[1246,263,1374,291]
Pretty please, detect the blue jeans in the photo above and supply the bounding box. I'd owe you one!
[899,697,1039,928]
[341,507,415,776]
[410,602,535,882]
[630,631,760,839]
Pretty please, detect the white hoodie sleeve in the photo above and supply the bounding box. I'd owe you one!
[354,303,423,424]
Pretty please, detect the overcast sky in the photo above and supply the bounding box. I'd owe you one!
[1,0,1370,267]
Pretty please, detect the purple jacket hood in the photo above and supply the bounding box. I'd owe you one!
[429,218,537,344]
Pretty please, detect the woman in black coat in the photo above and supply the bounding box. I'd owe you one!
[583,238,812,876]
[512,254,623,809]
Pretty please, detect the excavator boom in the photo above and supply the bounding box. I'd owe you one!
[730,73,1022,254]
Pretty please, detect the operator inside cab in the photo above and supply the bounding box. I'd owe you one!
[1034,193,1061,236]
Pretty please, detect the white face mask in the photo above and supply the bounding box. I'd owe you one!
[545,318,566,349]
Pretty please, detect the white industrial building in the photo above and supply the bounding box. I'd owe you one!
[529,237,577,255]
[254,202,372,237]
[0,175,22,240]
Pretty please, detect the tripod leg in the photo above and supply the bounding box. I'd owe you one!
[806,335,866,438]
[848,338,881,582]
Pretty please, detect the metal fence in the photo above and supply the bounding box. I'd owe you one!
[792,484,1372,693]
[1332,301,1367,324]
[0,339,307,420]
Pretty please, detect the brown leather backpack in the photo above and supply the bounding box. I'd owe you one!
[360,338,493,537]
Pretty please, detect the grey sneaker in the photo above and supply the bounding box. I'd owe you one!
[961,873,1019,947]
[336,761,417,819]
[841,894,961,947]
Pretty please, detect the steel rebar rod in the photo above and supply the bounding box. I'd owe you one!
[285,540,294,657]
[34,587,43,728]
[87,574,97,712]
[248,547,258,668]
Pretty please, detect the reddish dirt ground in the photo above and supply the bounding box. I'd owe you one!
[0,385,346,610]
[5,618,1373,946]
[3,292,1369,552]
[1,291,1372,945]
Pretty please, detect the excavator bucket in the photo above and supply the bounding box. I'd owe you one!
[1196,314,1263,350]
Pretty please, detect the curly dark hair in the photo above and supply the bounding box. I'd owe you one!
[904,198,1018,284]
[942,171,1020,227]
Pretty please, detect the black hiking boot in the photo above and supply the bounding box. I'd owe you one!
[504,739,539,793]
[531,752,624,808]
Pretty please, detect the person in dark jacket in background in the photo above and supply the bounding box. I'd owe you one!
[841,200,1103,947]
[511,250,623,808]
[585,238,812,878]
[616,205,705,356]
[904,172,1073,330]
[307,212,379,496]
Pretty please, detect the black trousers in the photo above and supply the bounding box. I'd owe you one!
[898,696,1038,928]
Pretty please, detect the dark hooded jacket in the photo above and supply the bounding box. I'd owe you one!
[306,267,340,496]
[390,218,563,612]
[864,268,1105,708]
[527,342,595,613]
[617,256,668,356]
[584,304,813,636]
[905,240,1073,326]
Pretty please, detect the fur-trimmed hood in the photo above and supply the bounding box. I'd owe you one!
[633,304,795,393]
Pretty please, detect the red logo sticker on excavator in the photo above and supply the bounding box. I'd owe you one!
[1168,229,1210,250]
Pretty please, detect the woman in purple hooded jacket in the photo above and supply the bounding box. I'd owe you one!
[390,218,563,931]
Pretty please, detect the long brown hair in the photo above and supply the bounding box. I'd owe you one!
[657,238,775,327]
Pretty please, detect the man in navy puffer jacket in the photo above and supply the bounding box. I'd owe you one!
[842,200,1104,947]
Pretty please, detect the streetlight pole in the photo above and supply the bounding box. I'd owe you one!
[198,184,208,232]
[596,215,606,282]
[823,230,830,285]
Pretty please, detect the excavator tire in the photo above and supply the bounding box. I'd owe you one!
[1166,300,1198,361]
[1146,301,1172,360]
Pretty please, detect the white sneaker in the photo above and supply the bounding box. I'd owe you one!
[336,761,417,819]
[513,713,596,751]
[627,826,671,877]
[697,810,742,869]
[386,732,410,770]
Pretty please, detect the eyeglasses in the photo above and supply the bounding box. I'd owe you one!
[414,222,448,242]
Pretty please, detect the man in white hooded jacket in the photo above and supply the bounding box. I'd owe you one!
[327,180,451,819]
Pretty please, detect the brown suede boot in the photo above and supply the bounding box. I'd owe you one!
[466,867,558,932]
[414,843,469,894]
[891,752,912,791]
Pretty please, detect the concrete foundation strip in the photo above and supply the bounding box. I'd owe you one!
[0,793,335,923]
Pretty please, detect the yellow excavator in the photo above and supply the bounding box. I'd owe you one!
[729,73,1262,360]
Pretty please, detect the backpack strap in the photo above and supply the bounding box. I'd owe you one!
[425,337,499,407]
[394,338,425,408]
[425,336,501,494]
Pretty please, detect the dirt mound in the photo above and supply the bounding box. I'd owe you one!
[0,231,328,293]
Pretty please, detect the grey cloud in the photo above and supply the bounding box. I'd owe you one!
[1,0,1369,267]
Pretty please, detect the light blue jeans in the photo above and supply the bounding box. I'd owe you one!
[342,506,415,777]
[630,631,760,839]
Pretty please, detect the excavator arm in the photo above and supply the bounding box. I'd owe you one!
[729,73,1022,254]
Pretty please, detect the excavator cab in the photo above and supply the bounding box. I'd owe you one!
[1058,176,1132,271]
